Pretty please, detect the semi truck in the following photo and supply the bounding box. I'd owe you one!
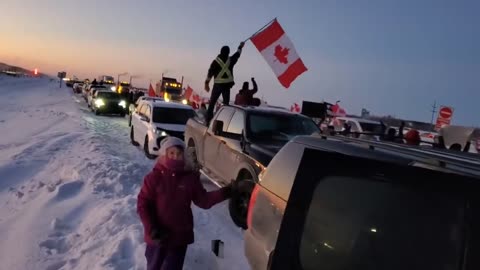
[155,76,188,104]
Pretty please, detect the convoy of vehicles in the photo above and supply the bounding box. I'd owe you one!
[184,105,321,228]
[130,98,196,159]
[155,76,187,104]
[97,75,115,84]
[70,77,480,270]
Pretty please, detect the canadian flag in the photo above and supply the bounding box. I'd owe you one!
[290,102,301,113]
[184,85,194,100]
[330,103,347,117]
[251,19,308,88]
[148,84,156,97]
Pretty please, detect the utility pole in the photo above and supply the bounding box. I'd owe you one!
[430,100,437,130]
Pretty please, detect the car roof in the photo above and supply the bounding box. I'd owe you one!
[336,117,381,124]
[292,135,480,178]
[140,100,193,110]
[227,105,301,116]
[96,90,117,94]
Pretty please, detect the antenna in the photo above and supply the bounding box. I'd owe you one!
[430,100,437,129]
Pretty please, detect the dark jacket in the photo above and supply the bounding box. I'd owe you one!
[207,50,242,88]
[235,80,258,106]
[137,162,229,247]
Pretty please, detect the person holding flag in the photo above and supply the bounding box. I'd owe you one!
[204,41,245,124]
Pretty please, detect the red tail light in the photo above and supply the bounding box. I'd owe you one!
[247,184,260,229]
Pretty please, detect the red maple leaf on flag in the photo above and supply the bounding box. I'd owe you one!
[274,45,290,64]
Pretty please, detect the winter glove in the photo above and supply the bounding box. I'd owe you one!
[150,228,168,244]
[204,81,210,92]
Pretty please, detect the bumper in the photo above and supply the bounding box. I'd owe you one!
[96,105,126,114]
[154,131,185,148]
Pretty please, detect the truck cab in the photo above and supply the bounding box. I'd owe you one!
[156,77,187,105]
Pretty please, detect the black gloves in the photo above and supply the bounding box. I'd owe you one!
[238,42,245,50]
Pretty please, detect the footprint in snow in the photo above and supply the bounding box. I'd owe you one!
[45,260,66,270]
[51,181,84,202]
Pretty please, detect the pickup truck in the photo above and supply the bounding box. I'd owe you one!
[184,105,320,228]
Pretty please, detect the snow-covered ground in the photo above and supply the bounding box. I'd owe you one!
[0,75,249,270]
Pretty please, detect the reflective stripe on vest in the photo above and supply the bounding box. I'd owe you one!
[214,57,234,84]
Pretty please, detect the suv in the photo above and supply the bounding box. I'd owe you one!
[128,96,164,127]
[87,85,109,107]
[130,99,196,159]
[90,90,127,116]
[240,135,480,270]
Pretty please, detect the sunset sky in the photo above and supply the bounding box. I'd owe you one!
[1,0,479,126]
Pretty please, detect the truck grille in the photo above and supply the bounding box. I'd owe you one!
[156,130,185,147]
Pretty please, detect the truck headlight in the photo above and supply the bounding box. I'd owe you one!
[95,99,105,107]
[182,99,188,105]
[119,100,126,108]
[111,86,116,91]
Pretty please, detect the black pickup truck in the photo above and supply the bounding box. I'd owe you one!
[184,105,320,227]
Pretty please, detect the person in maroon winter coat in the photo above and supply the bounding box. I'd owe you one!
[137,136,232,270]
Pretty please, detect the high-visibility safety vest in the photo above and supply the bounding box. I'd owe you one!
[214,57,234,84]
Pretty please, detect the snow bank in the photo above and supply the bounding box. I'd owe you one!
[0,77,249,269]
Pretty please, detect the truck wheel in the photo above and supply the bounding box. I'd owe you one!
[187,140,200,170]
[144,137,156,160]
[130,127,139,146]
[95,108,100,115]
[229,178,255,229]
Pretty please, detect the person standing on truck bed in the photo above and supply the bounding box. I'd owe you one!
[204,41,245,124]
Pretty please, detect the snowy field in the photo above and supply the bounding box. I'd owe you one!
[0,75,249,270]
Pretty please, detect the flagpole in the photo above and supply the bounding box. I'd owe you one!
[243,17,277,42]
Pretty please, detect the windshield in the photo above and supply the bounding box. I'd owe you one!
[97,92,121,99]
[248,113,319,141]
[152,107,195,124]
[359,122,383,133]
[165,87,182,95]
[104,76,114,82]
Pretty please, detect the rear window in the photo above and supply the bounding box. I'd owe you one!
[300,176,466,270]
[359,122,383,133]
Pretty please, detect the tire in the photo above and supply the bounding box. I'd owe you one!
[130,127,139,146]
[187,142,200,171]
[144,137,156,159]
[229,178,256,229]
[120,112,126,117]
[95,108,100,115]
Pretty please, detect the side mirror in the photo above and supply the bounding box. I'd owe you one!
[212,120,224,136]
